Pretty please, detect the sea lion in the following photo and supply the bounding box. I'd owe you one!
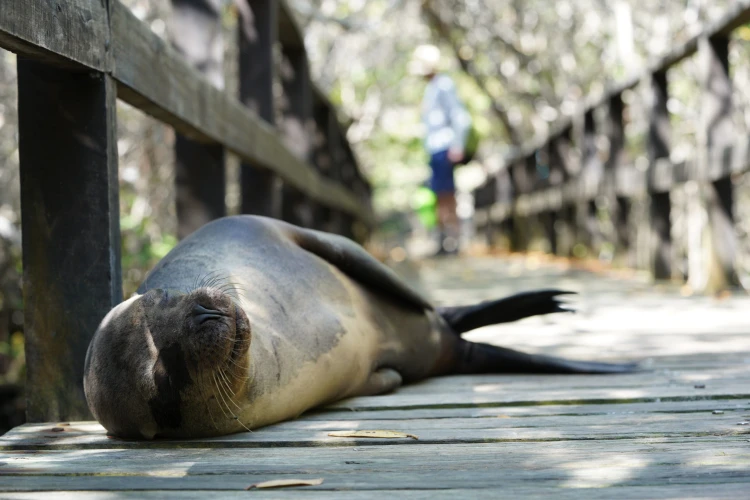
[84,215,635,439]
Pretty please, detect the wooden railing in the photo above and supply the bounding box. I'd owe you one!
[474,2,750,292]
[0,0,372,422]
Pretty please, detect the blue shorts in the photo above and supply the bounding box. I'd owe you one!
[429,150,455,194]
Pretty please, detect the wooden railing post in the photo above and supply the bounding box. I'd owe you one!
[510,160,531,251]
[699,34,739,291]
[279,46,314,226]
[170,0,226,238]
[580,110,601,253]
[238,0,282,218]
[325,108,347,235]
[647,70,672,280]
[311,100,337,231]
[552,127,575,256]
[18,61,122,421]
[538,144,557,254]
[605,94,630,254]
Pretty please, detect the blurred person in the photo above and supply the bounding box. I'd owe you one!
[410,44,472,256]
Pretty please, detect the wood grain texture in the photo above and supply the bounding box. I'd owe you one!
[17,61,121,423]
[0,0,110,70]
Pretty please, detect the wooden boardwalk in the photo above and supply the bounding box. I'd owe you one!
[1,256,749,498]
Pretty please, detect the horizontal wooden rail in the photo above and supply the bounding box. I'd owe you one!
[0,0,373,225]
[477,135,750,222]
[500,0,750,166]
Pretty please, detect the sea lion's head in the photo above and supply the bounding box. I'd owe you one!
[83,287,252,439]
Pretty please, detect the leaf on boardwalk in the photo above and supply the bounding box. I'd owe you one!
[328,430,419,440]
[245,478,324,490]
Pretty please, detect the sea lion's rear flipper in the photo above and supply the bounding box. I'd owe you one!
[455,341,638,374]
[291,227,433,312]
[438,289,574,335]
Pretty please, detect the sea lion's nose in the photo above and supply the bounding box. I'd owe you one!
[192,303,227,324]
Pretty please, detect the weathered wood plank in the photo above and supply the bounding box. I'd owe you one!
[109,0,372,224]
[0,0,110,70]
[1,438,749,488]
[3,393,748,450]
[171,0,226,238]
[4,483,750,499]
[0,441,748,491]
[17,61,121,422]
[326,381,750,411]
[307,398,750,421]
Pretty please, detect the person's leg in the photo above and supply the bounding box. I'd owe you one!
[437,192,459,253]
[429,150,459,254]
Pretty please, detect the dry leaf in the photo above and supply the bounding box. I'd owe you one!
[246,478,324,490]
[328,430,418,440]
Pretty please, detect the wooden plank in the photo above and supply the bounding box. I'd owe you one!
[5,409,748,451]
[2,466,749,492]
[109,0,372,224]
[307,398,750,421]
[0,437,748,490]
[0,0,109,70]
[325,381,750,412]
[4,483,750,499]
[2,438,749,478]
[171,0,226,238]
[3,381,748,450]
[17,61,122,422]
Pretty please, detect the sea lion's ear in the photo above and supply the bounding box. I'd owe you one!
[289,226,433,312]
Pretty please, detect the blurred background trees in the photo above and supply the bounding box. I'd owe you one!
[1,0,750,427]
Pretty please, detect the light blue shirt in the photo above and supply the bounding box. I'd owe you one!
[421,74,471,155]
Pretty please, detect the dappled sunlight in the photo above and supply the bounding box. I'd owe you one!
[560,456,651,488]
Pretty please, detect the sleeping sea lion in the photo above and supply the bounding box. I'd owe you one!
[83,215,635,439]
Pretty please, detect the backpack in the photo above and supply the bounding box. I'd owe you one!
[459,121,480,165]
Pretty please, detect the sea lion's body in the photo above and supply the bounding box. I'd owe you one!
[84,216,634,439]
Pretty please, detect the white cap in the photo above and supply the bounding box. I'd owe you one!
[409,44,441,76]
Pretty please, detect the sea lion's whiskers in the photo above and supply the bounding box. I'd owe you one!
[212,372,253,432]
[211,372,233,420]
[217,371,243,413]
[197,370,219,430]
[228,358,250,379]
[195,270,226,291]
[217,367,235,395]
[214,371,238,410]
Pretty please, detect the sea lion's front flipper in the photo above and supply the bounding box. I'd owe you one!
[290,227,433,312]
[358,368,403,396]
